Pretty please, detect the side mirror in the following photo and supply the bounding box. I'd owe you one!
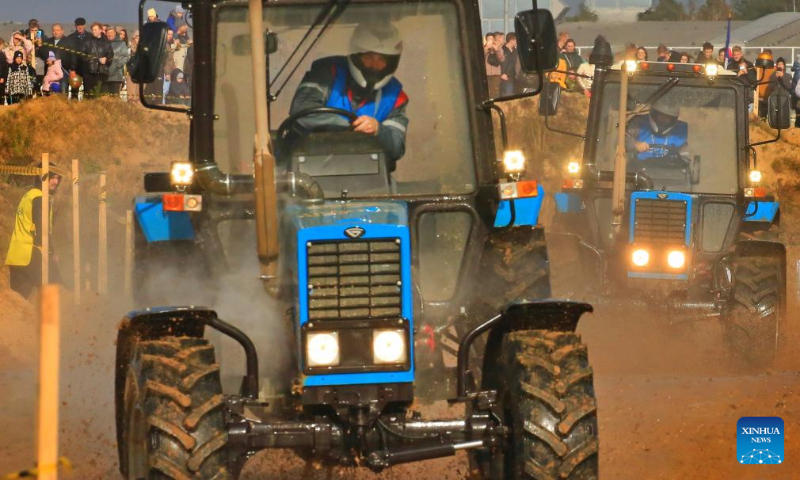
[128,22,168,83]
[767,91,791,130]
[515,9,558,74]
[539,81,561,116]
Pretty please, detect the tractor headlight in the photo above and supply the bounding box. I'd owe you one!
[632,249,650,267]
[667,250,686,269]
[372,329,407,365]
[625,60,638,73]
[306,332,340,367]
[170,161,194,187]
[749,170,762,184]
[502,150,526,175]
[567,161,581,175]
[705,63,718,77]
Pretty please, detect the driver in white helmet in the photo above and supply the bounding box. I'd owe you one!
[625,99,689,161]
[289,21,409,164]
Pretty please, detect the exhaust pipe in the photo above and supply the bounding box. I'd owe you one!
[249,0,281,295]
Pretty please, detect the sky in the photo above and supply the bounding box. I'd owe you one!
[2,0,155,23]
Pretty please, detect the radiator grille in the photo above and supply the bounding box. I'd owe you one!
[633,199,688,245]
[306,239,402,321]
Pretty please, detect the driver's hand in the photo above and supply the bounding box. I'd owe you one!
[635,141,649,153]
[353,115,380,135]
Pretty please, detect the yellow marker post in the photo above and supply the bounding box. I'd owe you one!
[124,210,133,298]
[72,159,80,305]
[37,285,61,480]
[98,172,108,295]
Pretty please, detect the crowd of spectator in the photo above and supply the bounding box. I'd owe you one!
[484,32,800,125]
[0,7,192,106]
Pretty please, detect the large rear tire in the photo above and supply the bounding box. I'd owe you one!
[120,336,232,480]
[476,330,599,480]
[722,253,785,366]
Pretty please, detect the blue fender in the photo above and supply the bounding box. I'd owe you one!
[134,196,195,242]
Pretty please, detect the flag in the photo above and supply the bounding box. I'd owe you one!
[724,14,732,69]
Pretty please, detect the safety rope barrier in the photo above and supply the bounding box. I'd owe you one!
[0,165,71,177]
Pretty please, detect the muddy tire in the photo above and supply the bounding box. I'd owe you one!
[722,253,785,366]
[120,336,232,480]
[476,330,599,480]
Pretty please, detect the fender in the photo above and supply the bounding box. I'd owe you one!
[734,239,786,261]
[453,301,593,399]
[114,307,260,463]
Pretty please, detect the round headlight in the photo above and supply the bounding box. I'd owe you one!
[625,60,638,73]
[749,170,762,184]
[667,250,686,269]
[632,249,649,267]
[307,332,340,367]
[373,330,407,365]
[705,63,719,77]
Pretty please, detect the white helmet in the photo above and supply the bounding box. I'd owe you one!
[347,22,403,91]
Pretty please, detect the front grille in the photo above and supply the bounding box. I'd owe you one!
[306,239,402,321]
[633,199,687,245]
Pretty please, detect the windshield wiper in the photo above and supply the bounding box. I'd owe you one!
[269,0,351,101]
[626,78,679,120]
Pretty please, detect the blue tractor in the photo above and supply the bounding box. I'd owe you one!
[547,38,790,365]
[115,0,599,478]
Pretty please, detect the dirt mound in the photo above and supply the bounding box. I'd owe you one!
[0,289,36,370]
[0,96,189,202]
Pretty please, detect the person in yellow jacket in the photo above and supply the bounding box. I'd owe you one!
[5,164,63,297]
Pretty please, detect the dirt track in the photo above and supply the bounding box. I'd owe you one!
[2,284,799,479]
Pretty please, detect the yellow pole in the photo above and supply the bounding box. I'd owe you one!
[124,210,133,298]
[71,159,80,305]
[98,172,107,295]
[41,153,50,286]
[37,284,60,480]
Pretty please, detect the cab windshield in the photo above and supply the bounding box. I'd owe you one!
[595,82,738,195]
[214,1,476,197]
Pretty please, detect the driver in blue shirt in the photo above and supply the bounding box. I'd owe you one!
[626,100,688,161]
[289,21,409,163]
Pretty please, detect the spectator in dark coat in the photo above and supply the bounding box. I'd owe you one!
[561,39,584,70]
[727,46,757,109]
[81,22,114,98]
[0,38,7,101]
[500,33,518,96]
[66,18,90,98]
[695,42,714,64]
[656,44,669,62]
[765,57,791,100]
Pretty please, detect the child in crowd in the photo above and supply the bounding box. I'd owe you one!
[42,51,64,95]
[6,51,34,104]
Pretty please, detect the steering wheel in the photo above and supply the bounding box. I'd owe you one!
[636,144,689,169]
[277,107,359,142]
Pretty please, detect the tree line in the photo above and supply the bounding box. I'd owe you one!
[638,0,794,21]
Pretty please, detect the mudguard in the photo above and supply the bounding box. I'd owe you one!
[734,239,786,260]
[455,300,593,399]
[744,201,780,224]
